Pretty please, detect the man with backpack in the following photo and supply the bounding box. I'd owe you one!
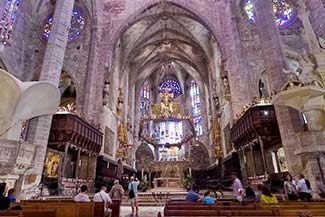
[297,174,312,202]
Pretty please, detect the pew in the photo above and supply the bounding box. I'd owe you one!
[16,199,121,217]
[0,209,56,217]
[162,200,325,217]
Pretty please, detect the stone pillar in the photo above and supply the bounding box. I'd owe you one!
[258,137,268,174]
[249,144,256,177]
[75,149,81,179]
[26,0,74,186]
[306,0,325,38]
[62,145,69,178]
[148,171,152,189]
[217,2,253,118]
[253,0,304,175]
[298,4,321,53]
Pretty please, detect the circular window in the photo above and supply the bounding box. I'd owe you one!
[159,79,182,97]
[42,7,86,42]
[243,0,297,27]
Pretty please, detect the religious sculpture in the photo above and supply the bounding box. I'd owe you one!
[222,75,230,95]
[116,88,124,116]
[116,122,129,160]
[102,81,110,106]
[159,88,174,117]
[258,79,269,99]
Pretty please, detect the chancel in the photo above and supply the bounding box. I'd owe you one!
[0,0,325,217]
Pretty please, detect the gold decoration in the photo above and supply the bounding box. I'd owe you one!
[116,122,130,161]
[57,102,76,113]
[212,117,223,159]
[117,122,128,144]
[235,96,272,119]
[139,88,196,147]
[281,73,304,91]
[45,151,61,178]
[151,88,182,118]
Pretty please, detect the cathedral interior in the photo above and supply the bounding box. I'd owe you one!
[0,0,325,208]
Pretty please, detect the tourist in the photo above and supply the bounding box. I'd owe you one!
[202,191,215,204]
[185,185,200,202]
[315,176,325,198]
[93,186,112,217]
[7,188,16,203]
[297,174,312,202]
[283,173,298,200]
[260,186,278,204]
[255,184,263,203]
[230,173,243,201]
[0,182,10,210]
[242,186,256,204]
[110,179,125,200]
[128,176,139,217]
[109,180,124,216]
[74,185,90,202]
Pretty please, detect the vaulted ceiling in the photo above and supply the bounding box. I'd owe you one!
[115,2,219,89]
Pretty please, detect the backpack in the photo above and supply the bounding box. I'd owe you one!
[305,179,311,190]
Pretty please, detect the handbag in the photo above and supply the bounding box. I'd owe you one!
[128,182,135,199]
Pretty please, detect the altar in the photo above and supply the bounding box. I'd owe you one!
[154,177,181,188]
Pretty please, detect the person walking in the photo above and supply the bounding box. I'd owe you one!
[230,173,243,201]
[93,186,112,217]
[128,176,139,217]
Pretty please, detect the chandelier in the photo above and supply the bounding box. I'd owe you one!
[139,88,196,148]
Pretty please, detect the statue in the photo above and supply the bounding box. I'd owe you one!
[222,75,230,95]
[159,88,174,117]
[116,88,124,115]
[102,81,110,106]
[258,79,269,99]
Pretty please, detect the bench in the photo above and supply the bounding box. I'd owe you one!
[0,209,56,217]
[20,199,120,217]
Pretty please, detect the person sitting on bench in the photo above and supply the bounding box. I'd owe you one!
[202,191,215,205]
[186,186,201,202]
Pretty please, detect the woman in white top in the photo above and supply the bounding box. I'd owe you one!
[284,174,298,200]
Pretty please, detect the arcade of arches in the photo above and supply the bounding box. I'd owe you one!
[0,0,324,200]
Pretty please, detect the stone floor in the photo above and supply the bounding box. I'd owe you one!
[120,206,163,217]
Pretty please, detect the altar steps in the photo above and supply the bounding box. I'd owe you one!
[121,191,187,206]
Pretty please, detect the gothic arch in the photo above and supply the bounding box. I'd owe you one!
[104,0,226,68]
[135,143,155,170]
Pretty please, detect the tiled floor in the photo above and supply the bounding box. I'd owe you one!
[120,206,163,217]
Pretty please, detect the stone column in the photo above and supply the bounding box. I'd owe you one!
[253,0,304,175]
[258,136,268,174]
[217,2,253,118]
[75,149,81,179]
[306,0,325,38]
[148,171,152,190]
[298,4,321,53]
[249,144,256,177]
[26,0,74,185]
[62,145,69,178]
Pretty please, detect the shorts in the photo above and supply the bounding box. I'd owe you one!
[129,196,138,203]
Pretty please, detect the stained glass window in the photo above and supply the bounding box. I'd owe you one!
[140,81,150,117]
[243,0,297,27]
[0,0,22,44]
[43,7,85,42]
[190,80,202,136]
[159,79,181,97]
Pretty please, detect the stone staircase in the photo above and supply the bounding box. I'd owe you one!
[122,191,187,206]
